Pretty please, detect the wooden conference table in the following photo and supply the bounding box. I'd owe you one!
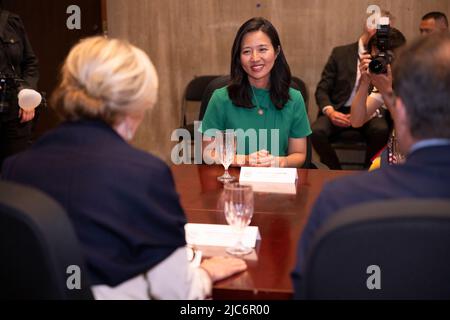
[171,164,357,300]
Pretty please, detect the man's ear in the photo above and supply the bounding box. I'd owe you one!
[393,96,410,140]
[395,96,407,124]
[394,96,415,154]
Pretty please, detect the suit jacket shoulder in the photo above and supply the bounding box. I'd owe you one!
[309,145,450,229]
[331,42,359,57]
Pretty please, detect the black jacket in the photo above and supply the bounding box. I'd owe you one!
[315,42,359,115]
[0,10,39,89]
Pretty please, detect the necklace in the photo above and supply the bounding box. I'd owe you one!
[251,86,264,116]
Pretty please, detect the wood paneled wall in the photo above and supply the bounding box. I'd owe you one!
[107,0,449,162]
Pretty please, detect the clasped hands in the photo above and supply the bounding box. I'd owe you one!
[326,109,351,128]
[247,149,280,167]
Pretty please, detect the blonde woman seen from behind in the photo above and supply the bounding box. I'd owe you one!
[1,36,246,300]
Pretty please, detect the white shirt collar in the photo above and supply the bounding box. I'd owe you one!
[409,139,450,154]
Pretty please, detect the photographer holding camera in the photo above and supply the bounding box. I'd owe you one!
[0,8,40,168]
[312,15,395,170]
[351,18,406,167]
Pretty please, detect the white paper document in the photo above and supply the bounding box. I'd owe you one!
[185,223,261,248]
[239,167,298,194]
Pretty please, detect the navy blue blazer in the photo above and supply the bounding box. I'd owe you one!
[2,120,187,286]
[292,145,450,298]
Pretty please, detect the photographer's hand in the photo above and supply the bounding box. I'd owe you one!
[361,27,377,47]
[18,108,35,123]
[369,65,395,110]
[359,53,372,84]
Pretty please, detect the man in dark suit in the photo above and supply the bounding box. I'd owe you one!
[292,33,450,298]
[311,24,390,169]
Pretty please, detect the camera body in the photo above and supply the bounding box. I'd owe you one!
[0,73,24,113]
[369,17,392,74]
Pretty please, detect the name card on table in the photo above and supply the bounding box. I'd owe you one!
[239,167,298,194]
[185,223,261,248]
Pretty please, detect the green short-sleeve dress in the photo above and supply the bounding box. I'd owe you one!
[200,86,311,156]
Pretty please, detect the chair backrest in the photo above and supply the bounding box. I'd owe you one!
[199,75,230,121]
[291,76,309,110]
[330,129,367,169]
[181,75,221,128]
[0,181,93,300]
[199,75,313,168]
[302,199,450,300]
[290,76,311,168]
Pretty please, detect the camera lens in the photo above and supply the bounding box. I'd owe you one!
[369,56,387,74]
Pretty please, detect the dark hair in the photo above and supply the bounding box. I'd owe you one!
[392,33,450,139]
[228,17,291,109]
[422,12,449,27]
[368,27,407,54]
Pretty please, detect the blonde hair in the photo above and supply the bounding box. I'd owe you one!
[52,36,158,124]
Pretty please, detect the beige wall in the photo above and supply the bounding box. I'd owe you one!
[107,0,449,162]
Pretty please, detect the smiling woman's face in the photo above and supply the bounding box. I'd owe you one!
[240,30,277,89]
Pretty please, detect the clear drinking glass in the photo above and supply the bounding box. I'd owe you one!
[216,130,236,182]
[223,183,254,256]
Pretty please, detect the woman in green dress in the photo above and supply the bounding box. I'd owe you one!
[201,17,311,168]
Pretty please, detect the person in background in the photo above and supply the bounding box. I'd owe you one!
[311,19,391,170]
[350,27,406,168]
[0,7,40,169]
[292,33,450,298]
[420,11,448,35]
[2,36,246,300]
[201,17,311,168]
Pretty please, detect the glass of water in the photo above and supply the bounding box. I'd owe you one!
[223,183,254,256]
[216,130,236,182]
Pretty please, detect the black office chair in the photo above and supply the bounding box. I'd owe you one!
[290,76,309,110]
[301,199,450,300]
[330,129,367,169]
[181,75,222,136]
[0,181,93,300]
[290,76,323,169]
[329,100,393,170]
[199,75,230,122]
[199,75,321,169]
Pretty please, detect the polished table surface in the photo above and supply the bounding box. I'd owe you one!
[171,164,357,299]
